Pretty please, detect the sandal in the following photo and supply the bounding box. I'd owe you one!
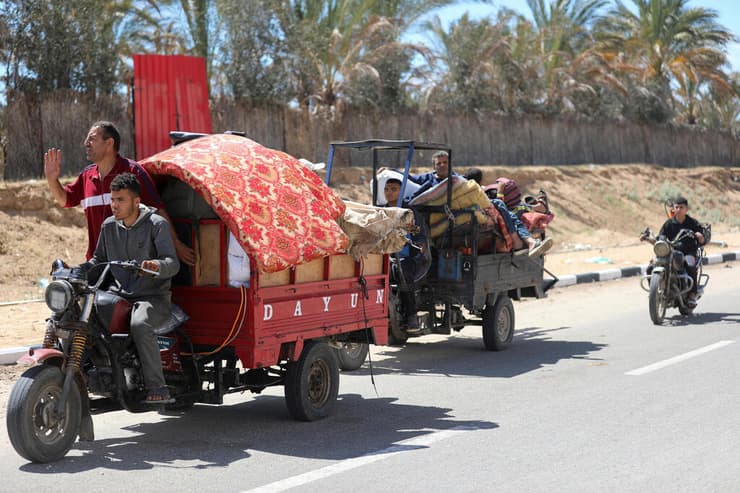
[143,387,175,405]
[529,237,553,258]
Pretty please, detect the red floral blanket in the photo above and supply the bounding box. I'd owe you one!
[140,134,348,272]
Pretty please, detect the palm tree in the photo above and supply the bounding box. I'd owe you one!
[528,0,606,54]
[177,0,213,61]
[344,0,462,112]
[671,48,734,125]
[342,15,430,111]
[271,0,371,111]
[595,0,734,123]
[273,0,464,113]
[149,0,220,83]
[525,0,608,114]
[696,72,740,136]
[422,12,518,114]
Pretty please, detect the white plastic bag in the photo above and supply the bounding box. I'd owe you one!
[227,232,251,288]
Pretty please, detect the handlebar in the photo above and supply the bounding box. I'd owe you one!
[67,260,160,287]
[51,259,161,294]
[671,228,696,245]
[640,227,697,244]
[107,260,161,277]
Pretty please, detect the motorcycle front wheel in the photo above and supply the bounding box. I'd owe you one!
[7,365,81,463]
[648,273,667,325]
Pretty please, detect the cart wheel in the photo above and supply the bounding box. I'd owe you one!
[285,341,340,421]
[334,343,369,371]
[387,294,408,346]
[482,296,515,351]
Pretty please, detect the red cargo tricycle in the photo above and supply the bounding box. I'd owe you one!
[6,133,390,463]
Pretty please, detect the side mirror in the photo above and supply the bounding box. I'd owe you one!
[50,258,68,275]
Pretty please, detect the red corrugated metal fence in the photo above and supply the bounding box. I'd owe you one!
[132,54,212,160]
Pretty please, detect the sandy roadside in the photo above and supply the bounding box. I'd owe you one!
[546,233,740,278]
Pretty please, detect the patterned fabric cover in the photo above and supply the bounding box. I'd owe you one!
[140,134,349,273]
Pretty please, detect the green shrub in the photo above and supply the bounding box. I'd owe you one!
[646,181,684,204]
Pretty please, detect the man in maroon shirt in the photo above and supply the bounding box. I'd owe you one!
[44,121,195,265]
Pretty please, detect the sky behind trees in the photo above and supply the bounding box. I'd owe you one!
[428,0,739,68]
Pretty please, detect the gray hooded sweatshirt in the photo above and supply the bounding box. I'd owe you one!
[87,204,180,299]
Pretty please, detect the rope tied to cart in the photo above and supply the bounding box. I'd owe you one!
[358,259,378,396]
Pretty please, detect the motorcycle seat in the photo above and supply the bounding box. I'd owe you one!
[96,292,189,336]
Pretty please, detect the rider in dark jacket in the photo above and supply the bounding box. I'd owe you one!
[642,196,705,305]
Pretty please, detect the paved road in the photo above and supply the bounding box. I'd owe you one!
[1,264,738,492]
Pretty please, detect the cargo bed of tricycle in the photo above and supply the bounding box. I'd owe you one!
[170,220,389,369]
[139,132,392,420]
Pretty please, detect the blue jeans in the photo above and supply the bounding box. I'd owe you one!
[490,199,530,240]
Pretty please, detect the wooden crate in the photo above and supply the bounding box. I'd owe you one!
[364,254,383,275]
[329,254,356,279]
[259,269,291,287]
[294,258,325,283]
[195,223,222,286]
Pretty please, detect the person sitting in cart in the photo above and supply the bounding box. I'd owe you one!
[484,184,552,258]
[377,151,454,200]
[462,167,483,184]
[408,151,459,193]
[640,196,705,306]
[384,178,429,330]
[79,173,180,404]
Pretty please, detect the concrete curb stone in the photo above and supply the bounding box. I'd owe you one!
[0,347,33,366]
[552,250,740,287]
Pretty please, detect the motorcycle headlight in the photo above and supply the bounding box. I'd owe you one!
[653,241,671,257]
[45,280,74,313]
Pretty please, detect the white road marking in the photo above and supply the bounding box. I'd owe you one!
[242,425,477,493]
[625,340,736,376]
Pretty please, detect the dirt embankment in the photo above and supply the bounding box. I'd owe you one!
[0,180,88,301]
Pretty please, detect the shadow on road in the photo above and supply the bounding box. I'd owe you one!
[351,325,607,379]
[662,311,740,326]
[12,325,609,472]
[18,394,496,473]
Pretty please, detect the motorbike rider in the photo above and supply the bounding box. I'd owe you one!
[641,196,705,306]
[79,172,180,404]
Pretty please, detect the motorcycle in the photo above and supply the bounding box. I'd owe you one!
[640,228,709,324]
[6,259,193,463]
